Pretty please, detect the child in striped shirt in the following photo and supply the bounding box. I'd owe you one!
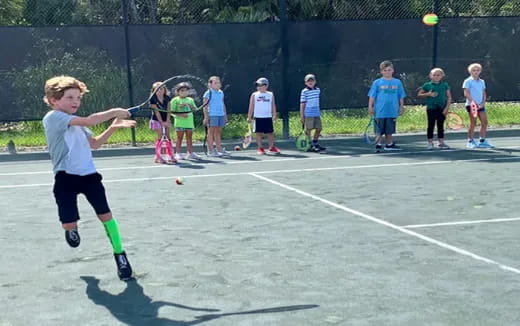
[300,74,325,152]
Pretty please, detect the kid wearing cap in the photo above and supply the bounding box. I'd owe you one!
[300,74,325,152]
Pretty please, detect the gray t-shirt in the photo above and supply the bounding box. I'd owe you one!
[42,110,97,175]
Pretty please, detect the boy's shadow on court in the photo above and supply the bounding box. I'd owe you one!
[80,276,318,326]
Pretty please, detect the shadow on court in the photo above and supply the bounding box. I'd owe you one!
[80,276,318,326]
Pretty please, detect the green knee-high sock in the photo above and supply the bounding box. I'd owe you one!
[103,218,124,254]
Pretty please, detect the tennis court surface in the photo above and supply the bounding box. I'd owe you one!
[2,132,520,326]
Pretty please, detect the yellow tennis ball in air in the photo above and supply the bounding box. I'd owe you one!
[422,13,438,26]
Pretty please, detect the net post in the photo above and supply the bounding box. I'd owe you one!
[121,0,137,146]
[279,0,290,139]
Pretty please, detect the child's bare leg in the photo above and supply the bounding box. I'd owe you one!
[467,114,477,139]
[256,133,263,148]
[386,134,393,145]
[176,131,184,153]
[186,130,193,153]
[267,133,275,148]
[479,112,488,139]
[154,128,162,141]
[215,127,223,150]
[313,128,322,141]
[62,222,78,230]
[207,127,214,151]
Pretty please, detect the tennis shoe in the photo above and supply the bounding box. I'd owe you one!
[65,229,80,248]
[466,139,477,149]
[218,148,230,156]
[257,147,266,155]
[268,146,281,154]
[208,149,221,157]
[427,143,434,150]
[309,145,320,152]
[187,152,202,160]
[114,251,133,281]
[438,143,450,149]
[375,144,383,153]
[478,139,494,148]
[384,143,401,151]
[174,153,183,161]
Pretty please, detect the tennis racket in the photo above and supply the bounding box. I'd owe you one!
[446,112,464,130]
[363,117,381,145]
[242,123,253,149]
[470,101,479,118]
[295,124,311,152]
[155,127,175,164]
[128,75,208,116]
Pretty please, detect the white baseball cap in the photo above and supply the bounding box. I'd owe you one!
[304,74,316,82]
[255,77,269,86]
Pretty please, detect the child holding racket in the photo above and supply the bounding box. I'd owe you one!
[42,76,135,280]
[149,82,172,162]
[463,63,493,148]
[170,82,201,160]
[418,68,452,149]
[203,76,229,157]
[300,74,325,152]
[368,60,406,152]
[247,77,281,155]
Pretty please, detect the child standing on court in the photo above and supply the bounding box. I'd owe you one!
[247,77,281,155]
[418,68,452,149]
[42,76,135,280]
[203,76,229,156]
[170,82,201,160]
[368,60,406,152]
[300,74,325,152]
[149,82,172,163]
[463,63,493,148]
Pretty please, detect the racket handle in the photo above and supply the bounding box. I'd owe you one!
[128,107,140,115]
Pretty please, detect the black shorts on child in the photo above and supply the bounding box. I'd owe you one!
[254,117,274,134]
[53,171,111,224]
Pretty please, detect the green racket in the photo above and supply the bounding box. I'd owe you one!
[295,124,311,151]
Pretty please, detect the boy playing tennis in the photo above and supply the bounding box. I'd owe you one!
[171,82,201,160]
[300,74,325,152]
[368,60,406,152]
[463,63,493,148]
[247,77,281,154]
[42,76,135,280]
[203,76,229,156]
[418,68,452,149]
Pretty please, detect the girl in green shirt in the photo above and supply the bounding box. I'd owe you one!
[171,83,201,160]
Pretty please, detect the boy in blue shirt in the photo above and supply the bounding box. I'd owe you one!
[368,60,406,152]
[300,74,325,152]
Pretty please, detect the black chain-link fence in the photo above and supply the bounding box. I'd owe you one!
[1,0,520,150]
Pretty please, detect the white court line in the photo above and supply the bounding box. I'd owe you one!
[1,155,519,189]
[0,146,485,177]
[402,217,520,229]
[249,173,520,275]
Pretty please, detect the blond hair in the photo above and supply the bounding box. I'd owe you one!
[467,63,482,72]
[43,76,88,106]
[379,60,393,70]
[208,76,220,85]
[430,67,445,77]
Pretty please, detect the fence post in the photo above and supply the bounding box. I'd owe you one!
[279,0,290,139]
[121,0,137,146]
[431,0,439,68]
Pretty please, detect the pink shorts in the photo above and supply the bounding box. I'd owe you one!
[149,120,170,130]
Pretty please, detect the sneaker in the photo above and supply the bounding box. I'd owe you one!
[438,143,450,149]
[114,251,133,280]
[375,144,383,153]
[208,149,221,157]
[187,152,202,160]
[309,145,320,152]
[65,229,80,248]
[466,139,477,149]
[257,147,266,155]
[315,144,327,151]
[174,153,183,161]
[384,143,401,151]
[478,139,494,148]
[268,146,281,154]
[427,143,434,150]
[218,148,230,156]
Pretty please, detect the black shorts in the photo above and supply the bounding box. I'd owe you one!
[53,171,111,224]
[375,118,396,135]
[254,117,274,134]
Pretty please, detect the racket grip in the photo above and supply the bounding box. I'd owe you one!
[128,107,140,116]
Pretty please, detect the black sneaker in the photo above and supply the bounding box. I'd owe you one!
[315,144,327,151]
[65,229,80,248]
[384,143,401,151]
[375,144,383,153]
[114,251,133,280]
[309,145,320,152]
